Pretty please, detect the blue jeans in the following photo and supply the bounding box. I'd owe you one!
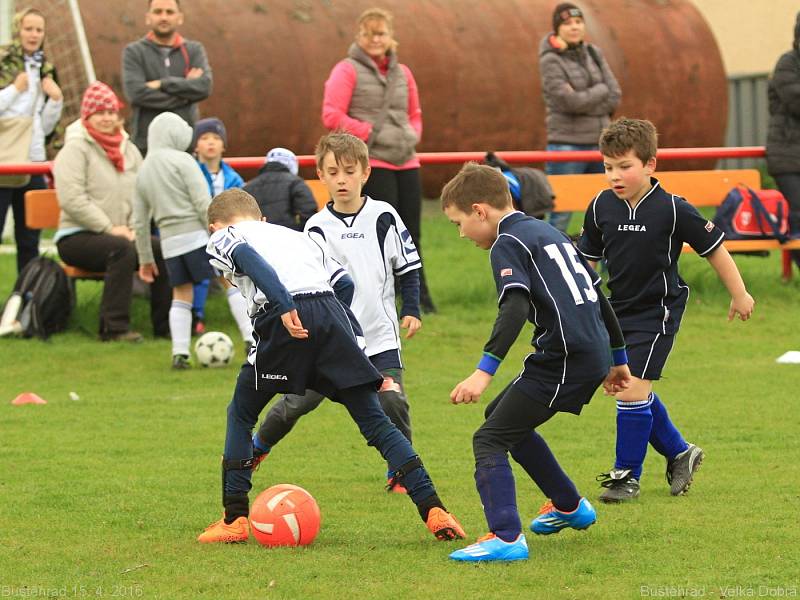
[545,143,604,233]
[0,175,46,274]
[223,365,435,504]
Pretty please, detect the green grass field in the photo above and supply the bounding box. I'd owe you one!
[1,207,799,599]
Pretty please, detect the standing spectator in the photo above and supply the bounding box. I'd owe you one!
[539,3,621,233]
[242,147,317,231]
[53,82,170,341]
[767,11,800,254]
[0,8,63,274]
[121,0,212,155]
[321,7,436,313]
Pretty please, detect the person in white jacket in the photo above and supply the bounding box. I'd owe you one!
[0,8,63,273]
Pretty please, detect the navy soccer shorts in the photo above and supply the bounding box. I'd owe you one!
[624,330,676,381]
[251,292,382,395]
[164,245,216,287]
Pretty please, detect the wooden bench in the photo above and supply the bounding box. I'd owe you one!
[547,169,800,279]
[24,189,105,281]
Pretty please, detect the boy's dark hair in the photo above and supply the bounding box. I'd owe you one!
[207,189,261,225]
[440,162,513,212]
[599,118,658,163]
[315,132,369,171]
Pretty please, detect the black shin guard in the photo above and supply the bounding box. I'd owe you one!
[417,493,445,522]
[223,494,249,524]
[221,457,255,523]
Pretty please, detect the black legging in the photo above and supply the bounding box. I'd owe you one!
[363,167,434,308]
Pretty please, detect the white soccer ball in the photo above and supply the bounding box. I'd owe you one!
[194,331,234,368]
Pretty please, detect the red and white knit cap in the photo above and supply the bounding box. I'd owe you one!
[80,81,121,120]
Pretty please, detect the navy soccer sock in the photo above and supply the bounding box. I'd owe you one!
[510,431,580,512]
[475,453,521,542]
[614,398,653,480]
[192,279,210,318]
[648,392,689,459]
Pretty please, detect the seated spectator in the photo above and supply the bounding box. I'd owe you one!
[191,117,244,335]
[243,147,317,230]
[53,81,170,341]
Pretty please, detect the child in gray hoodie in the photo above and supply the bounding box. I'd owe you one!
[133,112,249,368]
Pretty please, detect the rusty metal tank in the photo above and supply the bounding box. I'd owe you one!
[77,0,727,192]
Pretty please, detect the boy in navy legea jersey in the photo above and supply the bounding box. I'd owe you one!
[197,188,465,544]
[251,132,423,494]
[440,163,631,563]
[578,118,755,503]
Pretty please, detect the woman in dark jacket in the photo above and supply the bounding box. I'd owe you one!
[766,12,800,241]
[538,2,621,233]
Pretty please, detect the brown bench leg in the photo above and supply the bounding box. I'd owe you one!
[782,250,793,281]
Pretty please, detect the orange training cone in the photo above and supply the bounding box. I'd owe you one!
[11,392,47,405]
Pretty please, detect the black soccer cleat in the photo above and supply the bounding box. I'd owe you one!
[666,443,704,496]
[597,468,640,503]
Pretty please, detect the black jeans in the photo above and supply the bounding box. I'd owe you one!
[773,173,800,235]
[363,167,435,307]
[57,232,171,336]
[0,175,46,274]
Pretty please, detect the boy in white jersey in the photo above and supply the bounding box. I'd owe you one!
[251,132,422,493]
[197,188,465,544]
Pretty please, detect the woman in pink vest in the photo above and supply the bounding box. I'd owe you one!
[321,7,435,313]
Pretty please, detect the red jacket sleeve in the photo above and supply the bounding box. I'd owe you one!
[400,64,423,139]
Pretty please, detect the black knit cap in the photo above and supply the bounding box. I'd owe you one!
[552,3,583,33]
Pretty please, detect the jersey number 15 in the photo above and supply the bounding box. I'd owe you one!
[544,242,598,305]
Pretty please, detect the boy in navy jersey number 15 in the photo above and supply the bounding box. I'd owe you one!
[578,118,755,503]
[197,188,465,543]
[441,163,631,562]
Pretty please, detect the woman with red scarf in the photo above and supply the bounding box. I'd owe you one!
[54,82,170,342]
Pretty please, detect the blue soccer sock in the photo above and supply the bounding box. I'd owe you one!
[192,279,210,318]
[614,398,654,480]
[475,453,521,542]
[510,431,580,512]
[648,392,689,459]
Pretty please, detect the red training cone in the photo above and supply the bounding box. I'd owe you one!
[11,392,47,405]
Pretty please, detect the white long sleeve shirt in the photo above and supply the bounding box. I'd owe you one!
[0,55,63,161]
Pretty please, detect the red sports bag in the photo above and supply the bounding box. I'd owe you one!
[713,186,789,241]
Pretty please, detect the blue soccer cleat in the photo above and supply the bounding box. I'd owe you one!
[449,533,528,562]
[530,497,596,535]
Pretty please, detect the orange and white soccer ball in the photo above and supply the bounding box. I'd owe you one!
[250,484,321,547]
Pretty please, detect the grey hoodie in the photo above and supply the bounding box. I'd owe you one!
[133,112,211,265]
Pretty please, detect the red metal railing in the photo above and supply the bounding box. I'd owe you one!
[0,146,767,175]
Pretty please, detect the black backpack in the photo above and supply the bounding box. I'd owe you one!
[5,256,73,339]
[485,152,555,219]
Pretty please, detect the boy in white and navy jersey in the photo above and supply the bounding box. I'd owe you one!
[578,118,755,503]
[252,132,422,493]
[441,163,631,563]
[196,188,465,544]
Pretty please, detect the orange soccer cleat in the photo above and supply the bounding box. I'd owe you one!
[197,516,250,544]
[426,507,466,541]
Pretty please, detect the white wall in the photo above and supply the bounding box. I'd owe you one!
[692,0,797,75]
